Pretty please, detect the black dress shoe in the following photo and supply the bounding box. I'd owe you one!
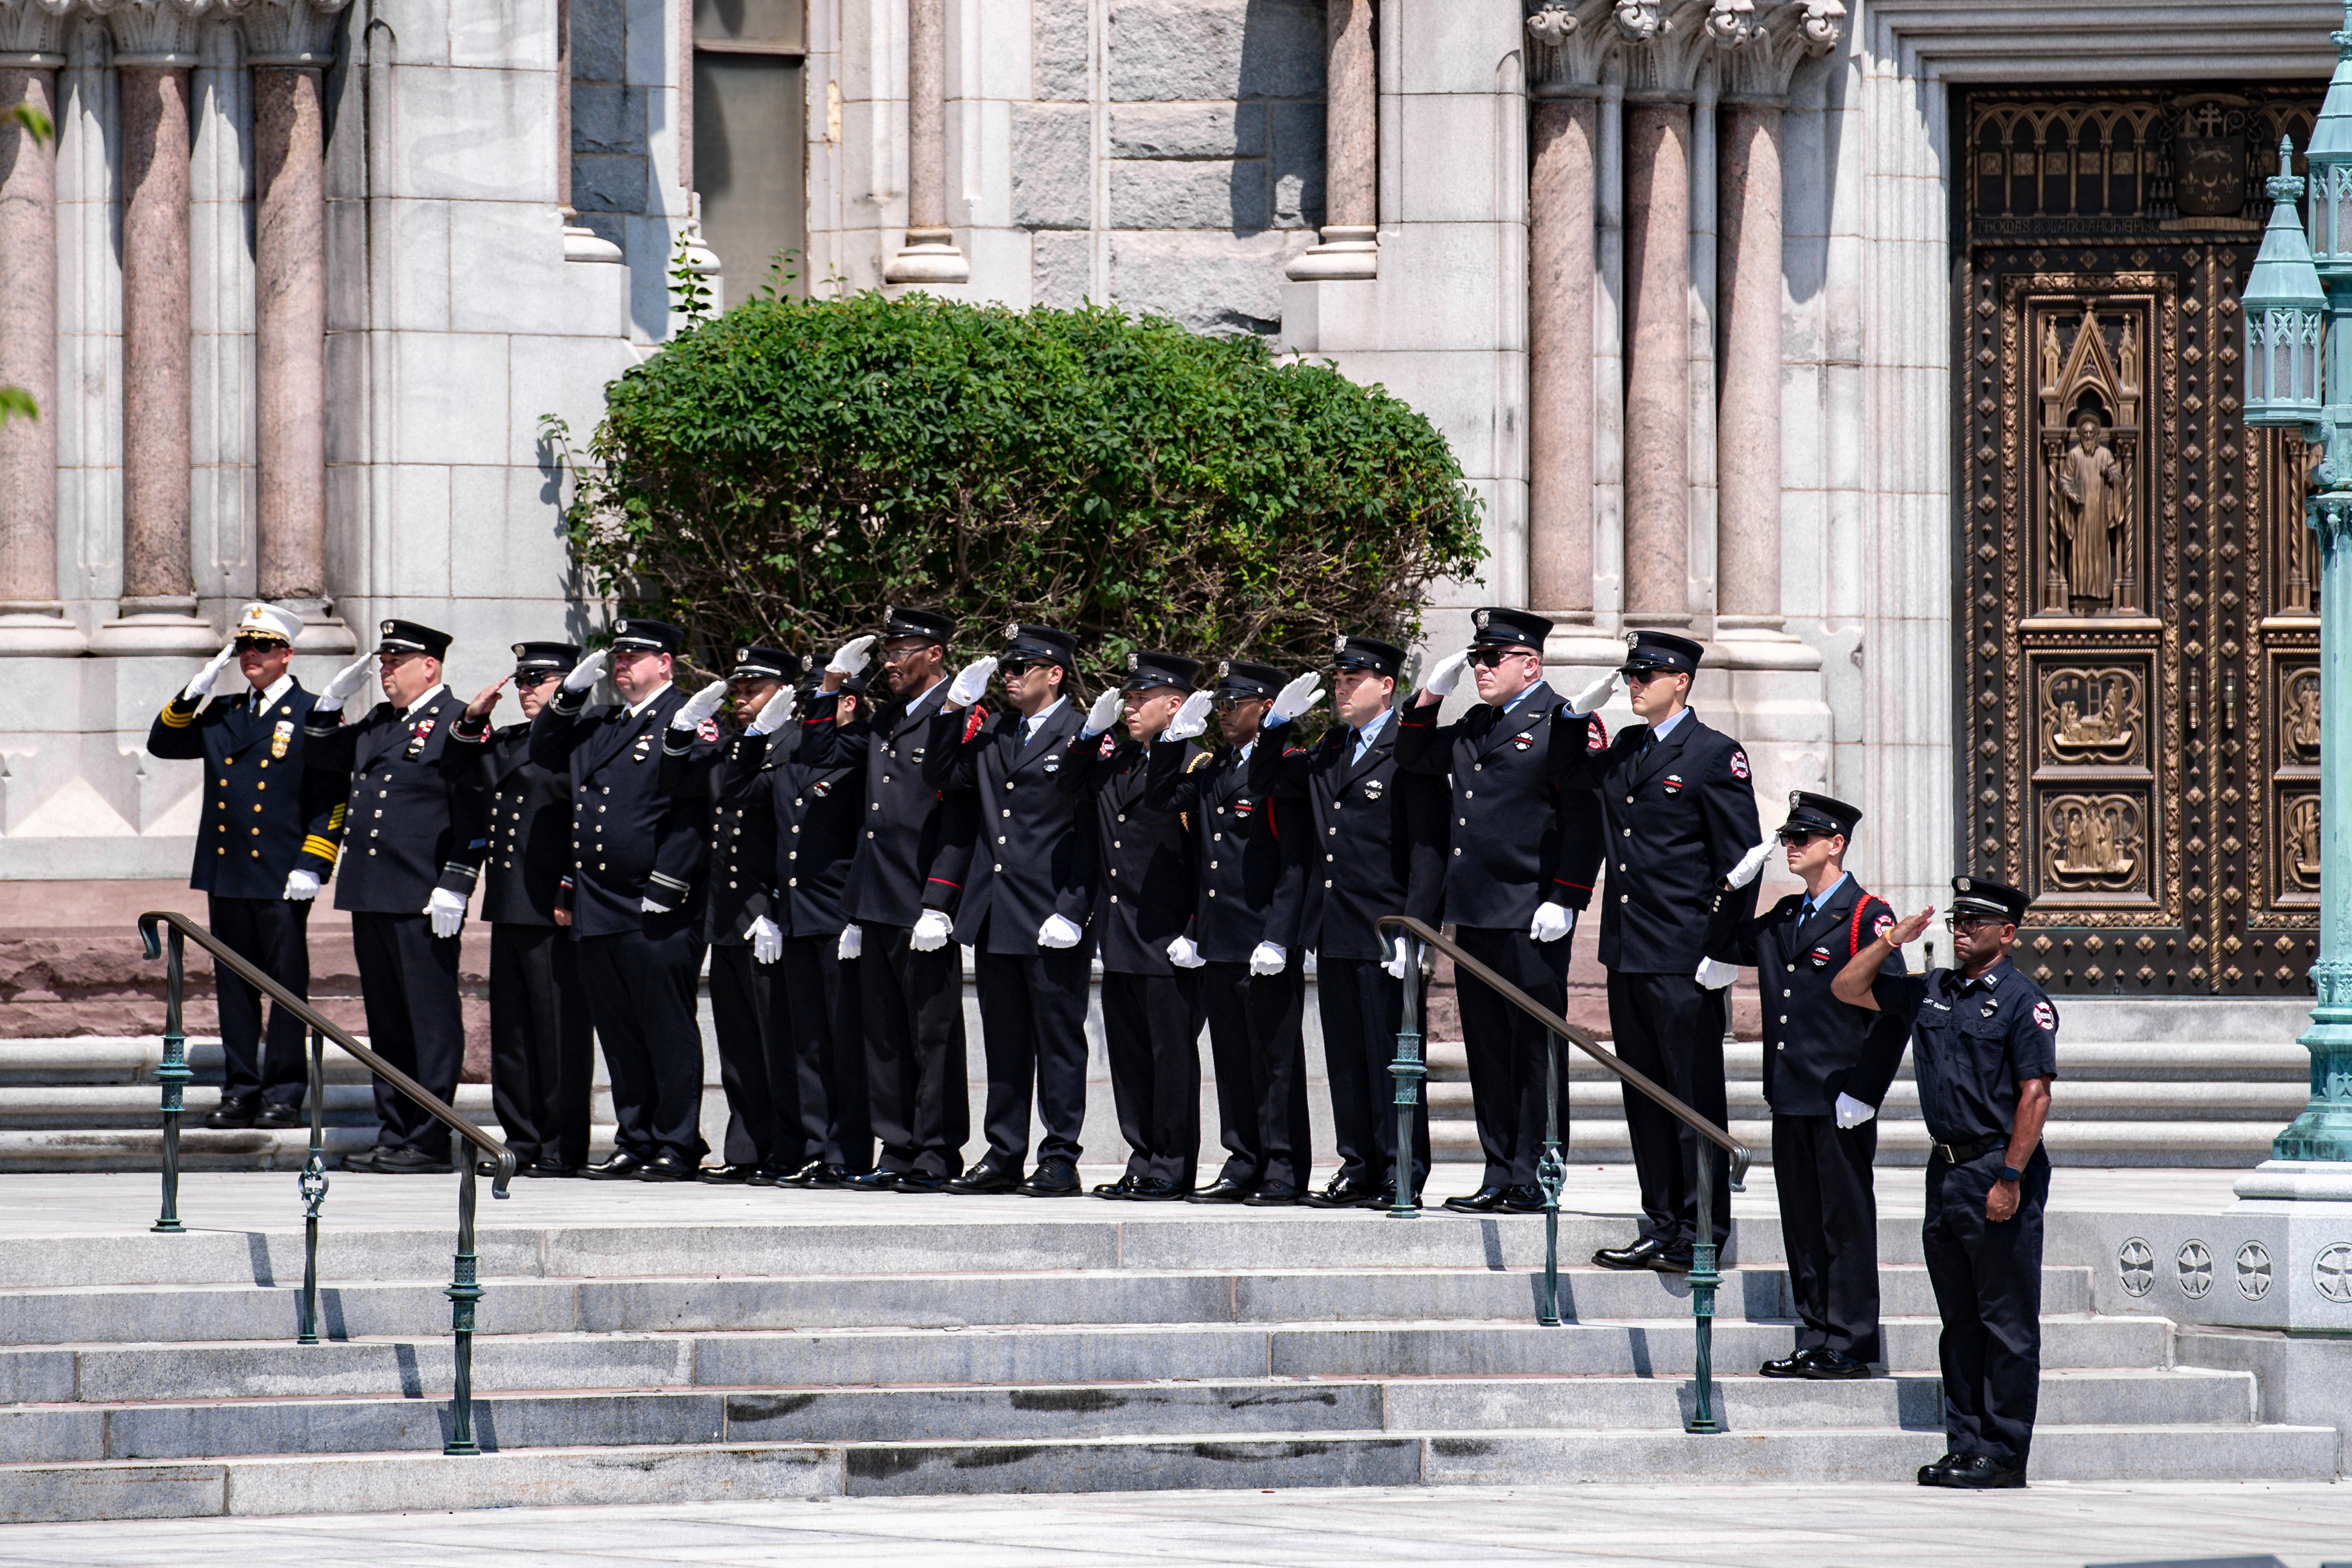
[1185,1177,1254,1205]
[339,1146,381,1173]
[205,1094,261,1129]
[1302,1176,1378,1209]
[1916,1452,1961,1486]
[844,1167,901,1192]
[371,1146,453,1174]
[945,1165,1020,1196]
[1801,1348,1874,1380]
[1759,1350,1813,1378]
[1366,1184,1424,1210]
[1093,1174,1140,1199]
[1242,1181,1302,1207]
[787,1161,850,1189]
[1129,1177,1187,1201]
[1443,1185,1508,1214]
[696,1162,759,1184]
[255,1100,306,1129]
[1925,1454,2025,1489]
[524,1161,579,1178]
[1649,1247,1694,1274]
[585,1151,649,1181]
[638,1153,696,1182]
[1018,1159,1082,1197]
[1498,1184,1549,1214]
[745,1164,789,1187]
[894,1170,950,1194]
[1592,1237,1671,1270]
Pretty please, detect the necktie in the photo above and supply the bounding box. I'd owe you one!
[1017,717,1032,747]
[1800,901,1815,925]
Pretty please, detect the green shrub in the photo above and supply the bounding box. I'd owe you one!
[551,291,1485,690]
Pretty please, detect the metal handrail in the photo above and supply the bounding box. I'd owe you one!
[137,910,513,1455]
[1376,914,1751,1436]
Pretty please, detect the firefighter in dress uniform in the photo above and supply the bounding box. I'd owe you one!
[1705,791,1911,1377]
[529,619,723,1182]
[927,625,1100,1199]
[1394,608,1606,1214]
[1254,635,1448,1209]
[146,602,345,1131]
[1147,661,1311,1206]
[441,641,596,1176]
[1836,876,2057,1491]
[303,620,486,1174]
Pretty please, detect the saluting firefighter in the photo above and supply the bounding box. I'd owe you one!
[1081,652,1206,1201]
[529,619,724,1183]
[147,603,345,1131]
[1255,635,1448,1209]
[1395,608,1605,1214]
[304,620,487,1174]
[1705,792,1910,1378]
[926,625,1099,1197]
[441,641,596,1176]
[1554,629,1762,1268]
[1149,661,1311,1206]
[1836,877,2057,1492]
[803,609,977,1193]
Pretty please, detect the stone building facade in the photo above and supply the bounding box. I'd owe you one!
[0,0,2337,1000]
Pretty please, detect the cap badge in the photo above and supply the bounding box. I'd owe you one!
[1474,610,1490,630]
[1789,791,1801,810]
[1004,621,1020,642]
[380,620,395,635]
[1333,634,1349,656]
[1958,877,1973,894]
[1624,631,1639,648]
[1126,652,1139,672]
[1217,660,1229,679]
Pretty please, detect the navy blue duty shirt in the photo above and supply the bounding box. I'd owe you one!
[1870,957,2059,1147]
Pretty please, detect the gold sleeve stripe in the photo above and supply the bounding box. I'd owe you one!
[327,804,347,829]
[301,836,341,863]
[157,702,196,728]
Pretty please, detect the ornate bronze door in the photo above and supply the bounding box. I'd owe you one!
[1959,87,2325,998]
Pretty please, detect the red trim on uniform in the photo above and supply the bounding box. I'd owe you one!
[1554,878,1591,892]
[961,706,986,744]
[925,876,962,891]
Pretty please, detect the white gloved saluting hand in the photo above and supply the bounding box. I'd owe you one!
[1082,688,1123,738]
[828,635,876,680]
[560,647,610,694]
[670,678,729,730]
[944,655,999,708]
[316,652,376,711]
[749,686,798,736]
[1163,689,1214,742]
[1724,838,1776,890]
[1568,668,1620,715]
[184,642,238,702]
[1039,913,1083,949]
[425,887,467,940]
[749,916,783,965]
[912,909,955,951]
[1529,902,1575,944]
[1421,649,1471,698]
[1696,957,1739,990]
[1267,673,1324,726]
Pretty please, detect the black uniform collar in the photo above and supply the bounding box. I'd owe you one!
[1951,957,2016,994]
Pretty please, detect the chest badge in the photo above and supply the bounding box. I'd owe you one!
[1662,773,1684,795]
[1982,1001,1999,1018]
[812,780,832,798]
[1362,777,1384,802]
[1043,757,1061,773]
[1809,946,1832,968]
[271,719,294,759]
[1512,731,1534,751]
[403,715,436,760]
[1233,797,1256,818]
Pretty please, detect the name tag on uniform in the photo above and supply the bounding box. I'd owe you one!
[1663,773,1684,795]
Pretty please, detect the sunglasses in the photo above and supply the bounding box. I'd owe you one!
[998,659,1045,679]
[1211,695,1262,713]
[1945,913,2009,933]
[1778,829,1827,847]
[878,644,933,664]
[233,636,286,653]
[1621,667,1679,686]
[1469,648,1534,669]
[515,670,561,688]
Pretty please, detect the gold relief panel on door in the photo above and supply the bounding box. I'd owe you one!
[2037,790,2153,902]
[2280,791,2322,901]
[2280,664,2321,768]
[2037,663,2149,770]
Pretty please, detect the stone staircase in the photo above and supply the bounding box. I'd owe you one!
[0,1199,2333,1522]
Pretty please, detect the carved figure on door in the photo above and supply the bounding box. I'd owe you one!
[2053,412,2126,613]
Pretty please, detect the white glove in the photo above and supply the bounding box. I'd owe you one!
[1568,668,1620,715]
[640,895,671,915]
[838,924,863,960]
[1167,934,1205,969]
[317,652,375,709]
[184,641,238,700]
[1529,901,1575,943]
[560,647,609,694]
[1382,940,1412,981]
[1082,688,1123,737]
[945,654,999,708]
[1163,688,1214,742]
[425,887,467,939]
[671,678,728,730]
[1249,941,1286,977]
[1422,650,1469,697]
[828,635,876,679]
[283,868,321,902]
[1835,1092,1876,1129]
[749,685,798,736]
[749,915,783,965]
[912,909,954,951]
[1038,912,1083,949]
[1725,838,1776,890]
[1696,957,1739,990]
[1268,672,1324,726]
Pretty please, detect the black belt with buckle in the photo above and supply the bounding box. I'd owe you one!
[1931,1135,2007,1165]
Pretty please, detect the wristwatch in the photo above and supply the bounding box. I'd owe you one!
[1997,1164,2023,1184]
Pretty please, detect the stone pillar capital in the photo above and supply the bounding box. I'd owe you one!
[0,0,73,66]
[99,0,227,68]
[1613,1,1723,102]
[241,0,347,67]
[1711,0,1847,103]
[1525,1,1626,96]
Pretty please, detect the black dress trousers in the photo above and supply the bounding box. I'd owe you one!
[578,924,709,1163]
[1771,1111,1882,1363]
[777,934,870,1170]
[1198,958,1310,1191]
[708,943,789,1167]
[206,892,313,1107]
[1318,955,1430,1195]
[1099,971,1200,1188]
[1923,1145,2049,1472]
[348,911,465,1156]
[857,922,969,1179]
[1452,926,1573,1190]
[1607,968,1732,1249]
[486,922,593,1167]
[972,939,1092,1170]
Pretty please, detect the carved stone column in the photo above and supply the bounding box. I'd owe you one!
[92,0,215,655]
[1287,0,1377,280]
[883,0,968,285]
[245,0,352,650]
[0,0,80,653]
[1622,97,1691,629]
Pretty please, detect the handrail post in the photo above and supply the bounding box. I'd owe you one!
[444,1160,482,1455]
[1386,936,1425,1218]
[153,925,188,1234]
[297,1026,328,1345]
[1538,1028,1565,1326]
[1685,1146,1721,1434]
